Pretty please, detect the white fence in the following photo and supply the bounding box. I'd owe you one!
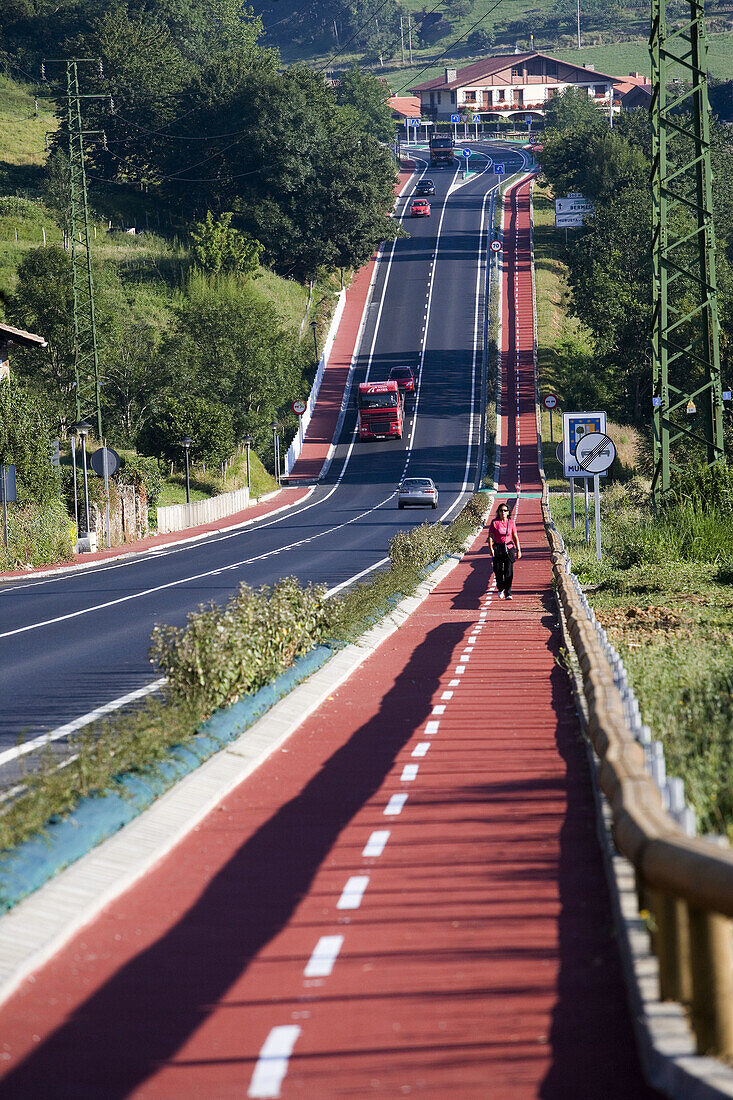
[283,289,347,477]
[156,486,251,534]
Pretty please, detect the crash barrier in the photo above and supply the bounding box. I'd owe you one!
[542,489,733,1059]
[283,288,347,478]
[156,485,251,534]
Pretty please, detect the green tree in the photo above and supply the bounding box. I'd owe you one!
[139,393,235,466]
[0,378,60,504]
[334,65,394,143]
[543,86,606,133]
[191,212,263,277]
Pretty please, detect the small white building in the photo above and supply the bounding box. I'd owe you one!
[410,52,619,123]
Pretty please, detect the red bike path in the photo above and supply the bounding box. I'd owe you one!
[0,177,662,1098]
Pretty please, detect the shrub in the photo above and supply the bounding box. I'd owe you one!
[715,555,733,585]
[669,461,733,515]
[389,521,449,569]
[150,577,330,716]
[120,453,164,519]
[0,499,74,570]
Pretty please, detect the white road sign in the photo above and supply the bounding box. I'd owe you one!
[490,239,502,252]
[574,432,616,475]
[555,213,586,228]
[555,196,595,215]
[562,411,607,478]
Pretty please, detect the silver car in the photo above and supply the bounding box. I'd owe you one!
[397,477,438,509]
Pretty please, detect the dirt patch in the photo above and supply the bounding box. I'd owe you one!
[599,604,692,644]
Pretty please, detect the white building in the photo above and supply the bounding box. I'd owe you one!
[410,52,620,123]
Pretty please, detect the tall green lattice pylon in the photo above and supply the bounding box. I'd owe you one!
[65,61,103,440]
[650,0,724,495]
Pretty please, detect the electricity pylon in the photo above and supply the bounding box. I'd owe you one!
[44,60,106,439]
[650,0,724,495]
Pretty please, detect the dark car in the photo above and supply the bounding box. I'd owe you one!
[410,199,431,218]
[416,178,436,196]
[389,365,415,394]
[398,477,438,509]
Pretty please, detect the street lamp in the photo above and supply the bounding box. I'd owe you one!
[180,436,193,504]
[242,434,253,495]
[270,420,280,484]
[68,422,80,537]
[76,420,93,547]
[310,320,319,364]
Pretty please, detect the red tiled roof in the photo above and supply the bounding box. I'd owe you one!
[388,94,420,118]
[410,51,621,92]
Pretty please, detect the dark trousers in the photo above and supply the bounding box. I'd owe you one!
[493,546,514,595]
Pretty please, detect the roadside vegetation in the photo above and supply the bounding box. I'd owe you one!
[0,495,488,855]
[534,91,733,838]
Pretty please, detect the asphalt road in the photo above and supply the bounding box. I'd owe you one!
[0,143,528,781]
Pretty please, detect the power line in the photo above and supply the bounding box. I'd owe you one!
[394,0,508,96]
[317,0,422,73]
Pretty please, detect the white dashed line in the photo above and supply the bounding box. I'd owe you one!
[412,742,430,757]
[337,875,370,910]
[455,666,466,674]
[432,704,446,715]
[363,829,390,857]
[248,1025,301,1098]
[384,793,408,816]
[304,935,344,978]
[401,764,419,781]
[425,720,440,735]
[441,691,453,701]
[449,678,460,687]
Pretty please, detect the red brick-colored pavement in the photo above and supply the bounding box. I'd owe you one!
[0,175,662,1098]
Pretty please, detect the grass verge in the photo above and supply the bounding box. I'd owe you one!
[0,495,490,853]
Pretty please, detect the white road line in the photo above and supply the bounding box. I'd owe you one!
[337,875,369,910]
[384,793,408,816]
[401,764,419,781]
[0,678,167,768]
[0,492,396,640]
[304,935,344,978]
[455,665,466,674]
[412,742,430,757]
[432,704,446,715]
[363,829,390,857]
[425,720,440,735]
[441,691,453,701]
[248,1025,301,1098]
[448,678,460,687]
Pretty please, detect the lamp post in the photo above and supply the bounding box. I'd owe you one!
[270,420,280,484]
[180,436,193,504]
[76,420,92,546]
[310,320,319,364]
[68,422,79,538]
[242,434,253,495]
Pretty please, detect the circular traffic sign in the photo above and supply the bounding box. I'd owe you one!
[90,446,120,478]
[555,443,563,464]
[292,399,307,416]
[490,239,502,253]
[574,432,616,474]
[462,148,471,158]
[529,135,539,144]
[543,393,558,410]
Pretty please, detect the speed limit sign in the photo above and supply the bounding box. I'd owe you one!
[292,399,307,416]
[490,239,502,253]
[543,393,558,410]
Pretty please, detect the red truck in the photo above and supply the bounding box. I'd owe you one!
[357,380,404,440]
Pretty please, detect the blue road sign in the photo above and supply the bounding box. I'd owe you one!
[451,114,459,123]
[471,113,480,122]
[494,163,505,174]
[462,148,471,158]
[525,114,532,125]
[409,118,420,126]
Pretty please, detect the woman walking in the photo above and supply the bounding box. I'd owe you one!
[488,503,521,600]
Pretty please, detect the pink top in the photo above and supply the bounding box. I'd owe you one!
[489,517,518,548]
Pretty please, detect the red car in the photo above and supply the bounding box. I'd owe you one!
[389,365,415,394]
[410,198,431,217]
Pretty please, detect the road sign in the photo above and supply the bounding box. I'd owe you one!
[543,393,558,410]
[462,148,471,158]
[490,239,502,253]
[451,114,459,123]
[292,399,307,416]
[555,196,595,215]
[556,443,563,464]
[50,438,60,467]
[90,446,120,478]
[529,135,538,144]
[574,432,616,475]
[471,113,480,122]
[555,213,585,228]
[494,163,505,174]
[0,464,17,503]
[562,411,607,478]
[525,114,532,124]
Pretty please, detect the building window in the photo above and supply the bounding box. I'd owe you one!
[465,90,476,101]
[511,67,521,77]
[450,91,456,103]
[430,91,435,104]
[594,84,606,96]
[437,91,442,103]
[497,90,505,101]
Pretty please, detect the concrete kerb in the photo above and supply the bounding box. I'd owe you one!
[0,518,488,1010]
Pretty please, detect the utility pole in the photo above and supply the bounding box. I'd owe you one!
[650,0,724,496]
[408,16,413,64]
[400,14,405,65]
[577,0,581,48]
[44,59,107,441]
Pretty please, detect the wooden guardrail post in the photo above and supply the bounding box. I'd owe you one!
[650,889,692,1004]
[688,906,733,1056]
